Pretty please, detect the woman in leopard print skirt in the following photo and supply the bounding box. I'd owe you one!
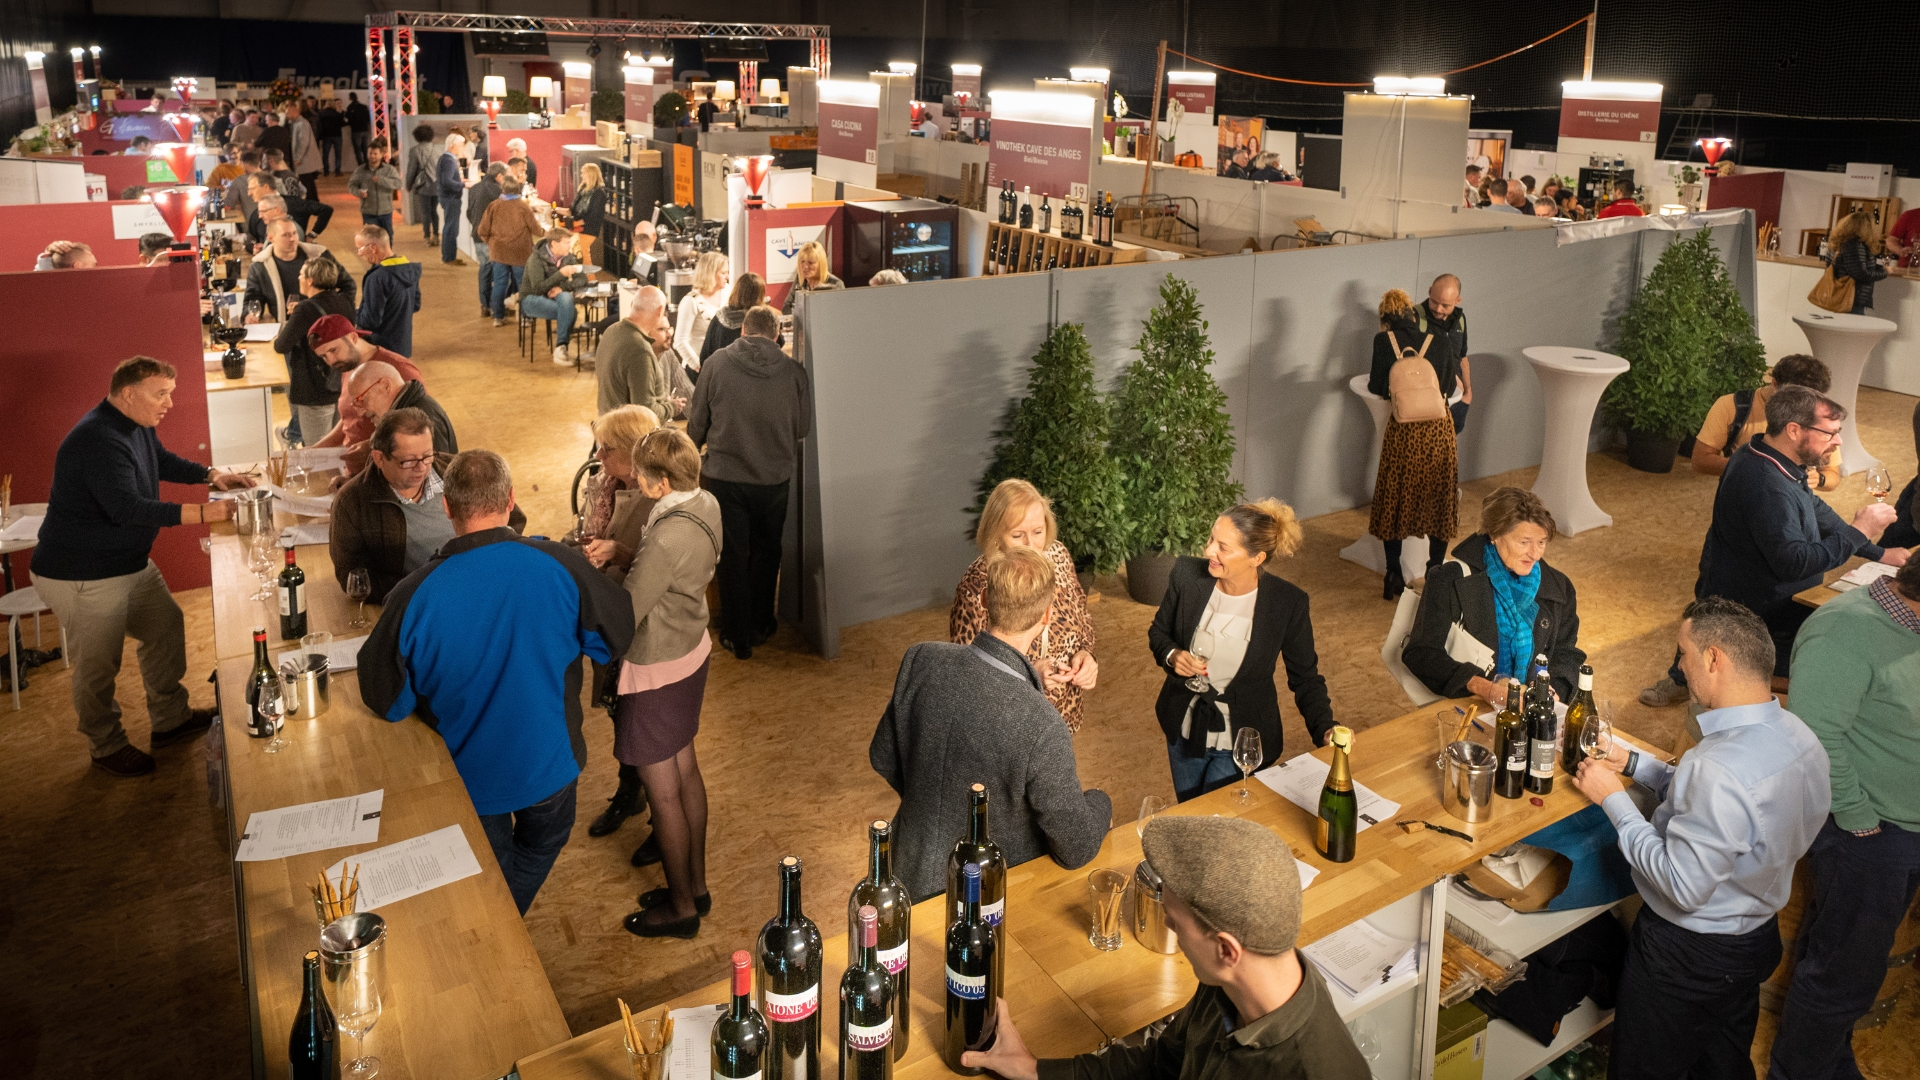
[1367,289,1458,600]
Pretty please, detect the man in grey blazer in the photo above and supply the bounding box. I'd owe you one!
[871,546,1113,901]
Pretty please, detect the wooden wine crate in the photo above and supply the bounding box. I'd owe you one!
[983,223,1147,275]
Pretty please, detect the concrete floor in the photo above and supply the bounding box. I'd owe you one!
[2,178,1916,1078]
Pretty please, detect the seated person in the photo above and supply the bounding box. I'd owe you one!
[137,233,174,266]
[124,135,152,156]
[521,227,588,366]
[344,361,457,456]
[964,815,1369,1080]
[36,240,96,270]
[306,314,424,478]
[1882,397,1920,550]
[1403,486,1585,704]
[1691,354,1841,492]
[869,545,1112,901]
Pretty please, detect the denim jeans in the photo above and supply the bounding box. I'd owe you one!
[478,778,578,915]
[1166,741,1239,803]
[473,239,492,313]
[412,191,437,239]
[438,195,463,263]
[350,130,369,167]
[320,135,342,174]
[521,290,576,345]
[361,212,392,242]
[490,264,525,319]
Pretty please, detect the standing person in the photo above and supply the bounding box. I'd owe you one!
[244,218,341,323]
[1506,183,1534,214]
[1769,559,1920,1080]
[475,175,542,326]
[210,107,237,146]
[699,272,768,363]
[672,252,728,384]
[345,92,371,168]
[686,304,811,660]
[573,162,608,265]
[781,240,844,314]
[32,357,256,776]
[346,138,402,241]
[273,255,356,442]
[1572,597,1830,1080]
[229,110,261,150]
[305,314,425,465]
[611,430,723,938]
[1595,179,1644,218]
[225,150,264,220]
[436,133,471,266]
[504,137,537,192]
[1827,210,1888,316]
[254,111,291,168]
[596,286,673,419]
[1484,179,1521,214]
[949,480,1098,732]
[285,100,322,199]
[1367,287,1459,599]
[870,545,1113,901]
[1463,164,1483,208]
[404,124,439,244]
[316,98,345,176]
[1414,273,1473,432]
[351,225,423,358]
[466,162,506,320]
[696,89,719,131]
[521,227,587,365]
[1689,355,1841,492]
[360,450,634,915]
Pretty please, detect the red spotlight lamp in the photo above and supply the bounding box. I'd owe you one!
[741,155,773,209]
[1697,137,1732,176]
[148,186,209,257]
[481,75,506,127]
[151,141,198,185]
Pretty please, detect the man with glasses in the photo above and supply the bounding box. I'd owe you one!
[344,360,457,458]
[304,314,424,479]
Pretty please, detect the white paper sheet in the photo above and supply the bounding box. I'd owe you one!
[323,823,483,910]
[234,789,384,862]
[1832,562,1894,592]
[667,1005,726,1080]
[1297,861,1320,891]
[1,514,43,543]
[244,322,282,341]
[277,635,368,673]
[1301,919,1418,998]
[279,521,331,546]
[288,446,350,471]
[1257,753,1401,834]
[1449,880,1516,927]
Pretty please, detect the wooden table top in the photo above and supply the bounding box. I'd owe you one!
[1794,556,1866,610]
[210,497,371,663]
[205,340,292,392]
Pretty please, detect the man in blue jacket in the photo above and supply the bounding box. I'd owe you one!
[352,223,423,358]
[358,450,634,914]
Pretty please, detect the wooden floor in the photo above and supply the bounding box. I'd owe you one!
[4,177,1917,1079]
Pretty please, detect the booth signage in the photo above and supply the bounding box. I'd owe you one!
[1558,97,1660,142]
[673,143,695,206]
[565,73,593,111]
[985,118,1091,201]
[111,202,172,239]
[818,101,879,165]
[765,224,828,284]
[1167,83,1215,117]
[625,72,656,125]
[951,72,982,103]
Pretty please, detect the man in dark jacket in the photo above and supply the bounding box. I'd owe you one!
[315,99,345,176]
[1414,273,1472,432]
[345,362,458,456]
[869,545,1112,901]
[254,112,292,168]
[359,450,633,914]
[352,224,423,357]
[466,163,506,319]
[686,304,812,659]
[345,93,371,166]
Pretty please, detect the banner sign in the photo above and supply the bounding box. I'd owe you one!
[624,69,656,125]
[565,74,593,111]
[673,143,694,206]
[985,118,1091,201]
[818,101,879,167]
[765,223,828,285]
[1166,73,1216,117]
[1558,98,1660,142]
[951,71,981,105]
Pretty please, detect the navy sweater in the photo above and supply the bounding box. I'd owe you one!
[33,401,209,581]
[358,527,634,816]
[357,257,423,358]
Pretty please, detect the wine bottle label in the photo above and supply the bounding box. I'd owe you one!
[980,898,1004,926]
[945,966,987,1001]
[279,582,305,616]
[1528,738,1555,779]
[845,1017,893,1052]
[1504,738,1527,772]
[878,941,909,974]
[763,983,818,1022]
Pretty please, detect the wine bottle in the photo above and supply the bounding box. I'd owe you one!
[947,784,1006,991]
[1524,655,1556,795]
[1038,195,1052,234]
[1563,664,1597,773]
[289,949,338,1080]
[1103,193,1116,244]
[1316,725,1357,863]
[278,544,308,641]
[1493,679,1526,799]
[245,628,275,736]
[756,856,823,1080]
[715,950,771,1080]
[1018,186,1033,229]
[840,905,895,1080]
[943,863,997,1074]
[847,820,910,1059]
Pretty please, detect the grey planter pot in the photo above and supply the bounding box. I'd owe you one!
[1124,553,1180,606]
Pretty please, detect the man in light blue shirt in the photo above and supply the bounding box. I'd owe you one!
[1574,596,1829,1080]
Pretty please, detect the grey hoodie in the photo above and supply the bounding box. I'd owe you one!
[685,335,812,486]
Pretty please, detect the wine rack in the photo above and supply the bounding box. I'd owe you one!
[982,223,1147,275]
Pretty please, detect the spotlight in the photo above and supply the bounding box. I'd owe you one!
[586,38,602,59]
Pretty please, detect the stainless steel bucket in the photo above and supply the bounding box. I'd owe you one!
[1443,741,1498,823]
[230,487,275,536]
[1132,860,1179,954]
[287,661,330,720]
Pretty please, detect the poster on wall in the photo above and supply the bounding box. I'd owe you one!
[1466,130,1511,184]
[1166,72,1216,118]
[765,224,828,285]
[624,69,657,126]
[111,202,171,239]
[819,102,879,165]
[673,143,694,207]
[985,119,1091,201]
[1217,116,1264,176]
[563,64,593,112]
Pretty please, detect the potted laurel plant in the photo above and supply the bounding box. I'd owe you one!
[1109,275,1243,604]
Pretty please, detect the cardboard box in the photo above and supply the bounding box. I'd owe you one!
[628,147,662,168]
[1435,1000,1489,1080]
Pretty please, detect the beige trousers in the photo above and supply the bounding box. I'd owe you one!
[33,560,192,758]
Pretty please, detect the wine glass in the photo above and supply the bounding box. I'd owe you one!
[1135,795,1168,840]
[346,569,372,628]
[1183,634,1212,693]
[1865,467,1893,504]
[1231,728,1263,805]
[249,532,278,601]
[1578,697,1613,767]
[323,919,386,1079]
[259,675,289,753]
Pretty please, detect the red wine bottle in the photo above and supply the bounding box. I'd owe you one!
[715,950,770,1080]
[278,544,308,641]
[943,863,998,1074]
[847,820,910,1059]
[245,628,275,736]
[947,784,1006,991]
[288,949,337,1080]
[756,856,822,1080]
[1524,654,1556,796]
[839,905,895,1080]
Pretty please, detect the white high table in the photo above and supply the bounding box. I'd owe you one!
[1523,347,1630,536]
[1338,373,1432,579]
[1790,310,1899,476]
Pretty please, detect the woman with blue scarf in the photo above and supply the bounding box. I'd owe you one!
[1403,486,1586,703]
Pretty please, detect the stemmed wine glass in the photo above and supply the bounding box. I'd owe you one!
[1136,795,1168,840]
[1865,467,1893,504]
[346,569,372,628]
[1578,697,1614,767]
[1183,633,1213,693]
[324,927,385,1079]
[1231,728,1263,805]
[248,531,278,601]
[258,674,289,754]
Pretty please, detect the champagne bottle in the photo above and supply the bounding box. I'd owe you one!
[1563,664,1597,773]
[245,628,275,736]
[943,863,997,1074]
[1104,193,1117,244]
[288,949,338,1080]
[1315,725,1357,863]
[839,905,895,1080]
[1524,655,1556,795]
[1017,186,1033,229]
[715,950,771,1080]
[1493,679,1527,799]
[278,544,308,641]
[847,821,910,1058]
[947,784,1006,991]
[1038,195,1052,234]
[756,856,823,1080]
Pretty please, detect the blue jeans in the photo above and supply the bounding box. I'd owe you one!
[473,239,492,312]
[361,212,392,241]
[522,290,576,346]
[1166,741,1239,803]
[478,777,577,915]
[412,191,437,239]
[438,195,463,263]
[320,135,342,174]
[490,264,525,319]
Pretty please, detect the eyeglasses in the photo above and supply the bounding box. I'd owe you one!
[384,454,433,469]
[351,383,390,409]
[1804,424,1842,442]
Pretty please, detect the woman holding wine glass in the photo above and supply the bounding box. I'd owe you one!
[1147,499,1335,803]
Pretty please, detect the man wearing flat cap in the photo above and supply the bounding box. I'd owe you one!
[964,815,1368,1080]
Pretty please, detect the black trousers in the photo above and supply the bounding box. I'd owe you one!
[708,476,788,648]
[1611,905,1782,1080]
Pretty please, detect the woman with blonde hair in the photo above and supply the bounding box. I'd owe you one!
[781,239,844,314]
[1366,287,1459,600]
[949,480,1099,730]
[674,251,730,381]
[1828,209,1888,315]
[1148,498,1334,801]
[573,161,608,264]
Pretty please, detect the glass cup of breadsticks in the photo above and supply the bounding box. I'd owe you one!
[312,864,361,930]
[619,998,670,1080]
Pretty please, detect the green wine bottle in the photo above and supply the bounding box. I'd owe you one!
[1493,679,1527,799]
[1316,725,1357,863]
[1563,664,1597,773]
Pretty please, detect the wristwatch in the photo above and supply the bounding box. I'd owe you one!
[1624,749,1641,779]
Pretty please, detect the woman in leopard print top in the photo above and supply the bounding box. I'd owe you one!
[949,480,1098,731]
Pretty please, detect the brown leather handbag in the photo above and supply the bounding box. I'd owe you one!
[1808,264,1855,313]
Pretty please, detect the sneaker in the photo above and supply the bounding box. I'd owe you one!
[1639,676,1689,708]
[492,317,505,327]
[503,294,520,312]
[92,745,156,777]
[552,345,572,365]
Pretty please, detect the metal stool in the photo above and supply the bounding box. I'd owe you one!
[3,586,67,711]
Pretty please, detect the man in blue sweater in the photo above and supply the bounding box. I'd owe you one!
[351,223,423,358]
[33,357,257,776]
[358,450,633,914]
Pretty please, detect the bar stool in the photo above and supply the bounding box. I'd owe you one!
[3,586,67,711]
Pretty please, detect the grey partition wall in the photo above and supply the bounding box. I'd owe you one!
[794,213,1755,657]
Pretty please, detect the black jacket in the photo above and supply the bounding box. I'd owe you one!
[345,101,371,133]
[275,288,356,407]
[1147,558,1336,755]
[466,176,502,228]
[701,305,747,361]
[32,401,210,581]
[1831,239,1887,310]
[1403,534,1585,702]
[388,381,458,455]
[573,185,607,237]
[1367,312,1461,399]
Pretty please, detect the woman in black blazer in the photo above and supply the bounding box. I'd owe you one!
[1148,499,1336,802]
[1403,486,1585,704]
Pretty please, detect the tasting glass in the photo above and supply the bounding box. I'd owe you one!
[625,1017,665,1080]
[1183,630,1213,693]
[321,913,386,1079]
[346,569,372,628]
[302,631,332,670]
[258,674,289,754]
[1231,727,1263,805]
[248,531,278,601]
[1135,795,1168,840]
[1866,467,1893,504]
[1087,868,1127,951]
[1579,697,1614,766]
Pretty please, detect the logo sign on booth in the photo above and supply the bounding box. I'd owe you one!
[985,91,1096,202]
[563,63,594,112]
[624,67,657,125]
[1166,72,1216,117]
[765,225,828,284]
[1558,81,1662,143]
[950,64,982,106]
[819,102,879,165]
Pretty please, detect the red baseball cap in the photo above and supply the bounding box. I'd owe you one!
[306,313,361,348]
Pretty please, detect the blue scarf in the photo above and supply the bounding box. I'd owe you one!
[1482,538,1540,681]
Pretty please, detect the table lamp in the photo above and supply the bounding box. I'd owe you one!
[481,74,506,127]
[1696,137,1732,177]
[760,78,781,103]
[152,142,198,185]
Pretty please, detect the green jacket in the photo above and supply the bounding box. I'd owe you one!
[1788,580,1920,831]
[347,163,403,215]
[521,241,583,299]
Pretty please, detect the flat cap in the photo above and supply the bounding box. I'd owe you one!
[1142,815,1301,955]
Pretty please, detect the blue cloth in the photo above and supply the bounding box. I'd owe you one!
[479,777,578,914]
[438,195,462,263]
[490,263,524,318]
[1518,804,1638,911]
[33,401,209,581]
[1482,539,1540,681]
[1166,742,1240,804]
[361,211,393,240]
[1599,699,1831,934]
[357,257,423,357]
[522,291,576,346]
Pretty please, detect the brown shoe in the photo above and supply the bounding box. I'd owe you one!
[92,745,156,777]
[152,707,217,748]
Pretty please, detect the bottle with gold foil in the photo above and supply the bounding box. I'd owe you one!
[1316,726,1357,863]
[1563,664,1597,773]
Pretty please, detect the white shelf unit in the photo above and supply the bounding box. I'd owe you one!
[1448,884,1624,960]
[1322,889,1428,1024]
[1483,996,1613,1080]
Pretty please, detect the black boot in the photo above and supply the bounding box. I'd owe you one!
[1383,564,1406,601]
[588,769,646,837]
